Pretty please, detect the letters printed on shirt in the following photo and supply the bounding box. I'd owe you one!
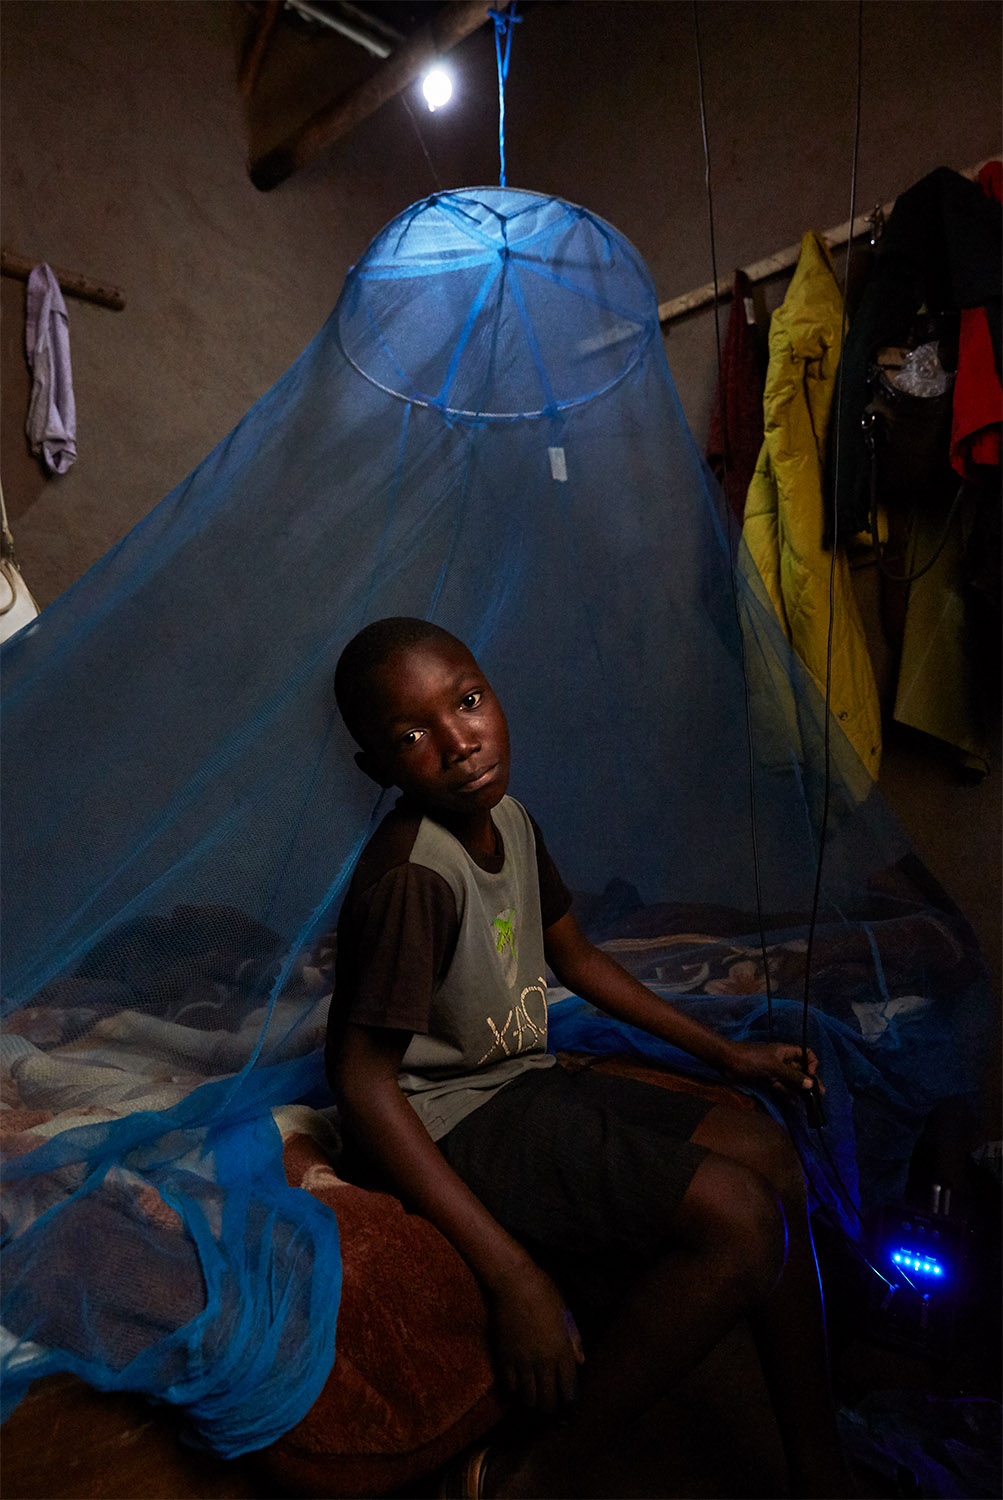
[478,903,546,1065]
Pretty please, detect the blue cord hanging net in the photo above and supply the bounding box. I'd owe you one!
[1,188,992,1455]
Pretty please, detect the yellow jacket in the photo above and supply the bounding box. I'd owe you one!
[742,232,882,779]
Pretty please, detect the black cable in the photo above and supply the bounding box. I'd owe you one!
[799,0,864,1071]
[400,90,442,192]
[784,1107,919,1305]
[692,0,776,1040]
[695,0,914,1328]
[866,448,967,584]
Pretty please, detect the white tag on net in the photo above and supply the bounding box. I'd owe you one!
[548,446,568,482]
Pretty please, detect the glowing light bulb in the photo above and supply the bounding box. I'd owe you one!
[422,66,453,112]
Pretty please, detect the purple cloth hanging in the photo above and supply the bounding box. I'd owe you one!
[25,264,77,475]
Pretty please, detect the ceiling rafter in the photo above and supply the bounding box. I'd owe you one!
[248,0,494,191]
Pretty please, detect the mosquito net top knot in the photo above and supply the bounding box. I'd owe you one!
[339,188,654,418]
[0,186,992,1459]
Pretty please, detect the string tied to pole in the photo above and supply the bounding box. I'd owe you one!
[489,3,521,187]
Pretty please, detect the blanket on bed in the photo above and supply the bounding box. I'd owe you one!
[1,871,991,1460]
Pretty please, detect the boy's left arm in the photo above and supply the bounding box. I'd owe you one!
[544,911,821,1098]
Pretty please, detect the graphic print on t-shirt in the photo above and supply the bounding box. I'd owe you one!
[492,906,517,986]
[477,979,548,1067]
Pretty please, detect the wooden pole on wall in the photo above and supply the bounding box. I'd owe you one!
[249,0,494,191]
[657,154,1000,326]
[0,249,125,311]
[239,0,282,98]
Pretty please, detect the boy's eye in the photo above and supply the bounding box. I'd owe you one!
[400,728,425,748]
[460,691,482,710]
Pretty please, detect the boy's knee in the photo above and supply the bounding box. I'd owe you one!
[697,1106,807,1210]
[675,1155,787,1300]
[746,1114,808,1207]
[726,1164,787,1297]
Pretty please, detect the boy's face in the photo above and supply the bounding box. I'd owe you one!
[357,637,511,819]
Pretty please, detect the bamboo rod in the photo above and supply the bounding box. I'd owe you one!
[657,155,1000,327]
[285,0,393,59]
[1,250,125,311]
[239,0,282,98]
[249,0,494,191]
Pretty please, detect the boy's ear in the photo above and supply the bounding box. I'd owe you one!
[354,749,395,789]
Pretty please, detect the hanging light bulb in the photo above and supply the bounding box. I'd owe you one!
[421,64,453,112]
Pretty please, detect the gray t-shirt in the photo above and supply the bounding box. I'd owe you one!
[329,795,571,1139]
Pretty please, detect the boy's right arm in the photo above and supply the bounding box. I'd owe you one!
[334,1022,584,1412]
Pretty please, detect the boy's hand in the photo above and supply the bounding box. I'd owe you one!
[489,1262,585,1413]
[723,1040,824,1098]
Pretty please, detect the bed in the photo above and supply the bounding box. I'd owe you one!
[0,855,991,1496]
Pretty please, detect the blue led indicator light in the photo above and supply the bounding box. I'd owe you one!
[890,1246,946,1280]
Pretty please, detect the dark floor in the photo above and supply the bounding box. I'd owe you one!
[4,1314,995,1500]
[0,1325,785,1500]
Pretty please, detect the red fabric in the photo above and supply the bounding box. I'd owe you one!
[705,269,764,521]
[977,159,1002,205]
[949,162,1002,477]
[951,306,1002,475]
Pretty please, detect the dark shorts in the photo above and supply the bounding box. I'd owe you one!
[437,1063,713,1333]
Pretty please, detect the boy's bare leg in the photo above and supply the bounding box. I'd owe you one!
[690,1105,853,1498]
[493,1152,787,1498]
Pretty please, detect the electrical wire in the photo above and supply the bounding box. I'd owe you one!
[691,0,776,1040]
[767,2,909,1291]
[798,0,865,1068]
[867,464,967,585]
[693,0,867,1131]
[400,90,443,192]
[783,1104,926,1306]
[692,0,922,1332]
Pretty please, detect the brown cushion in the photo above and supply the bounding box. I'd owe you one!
[264,1131,503,1497]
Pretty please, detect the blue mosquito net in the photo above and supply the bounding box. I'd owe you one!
[1,188,992,1455]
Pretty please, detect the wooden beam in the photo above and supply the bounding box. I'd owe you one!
[249,0,494,191]
[239,0,282,98]
[1,249,125,311]
[657,154,1001,326]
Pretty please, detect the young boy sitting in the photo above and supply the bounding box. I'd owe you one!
[326,616,851,1499]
